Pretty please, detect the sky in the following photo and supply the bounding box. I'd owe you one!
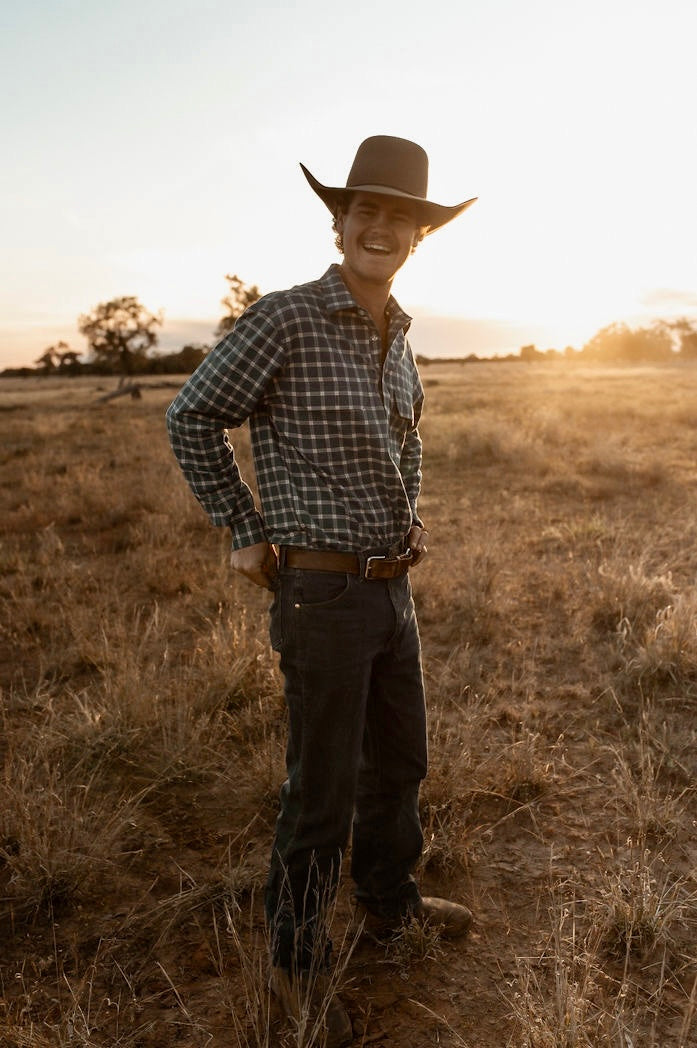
[2,0,696,369]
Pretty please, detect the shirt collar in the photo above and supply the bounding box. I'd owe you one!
[319,265,412,333]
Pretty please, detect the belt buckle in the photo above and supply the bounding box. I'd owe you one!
[364,555,385,580]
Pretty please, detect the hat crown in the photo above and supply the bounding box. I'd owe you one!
[300,135,477,233]
[346,136,429,199]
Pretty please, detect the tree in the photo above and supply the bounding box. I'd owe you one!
[35,346,59,373]
[151,343,210,375]
[216,274,261,338]
[56,348,82,373]
[670,317,697,358]
[519,343,543,362]
[176,343,209,372]
[78,296,162,378]
[581,321,673,363]
[35,340,79,374]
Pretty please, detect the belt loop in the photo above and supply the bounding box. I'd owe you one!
[356,551,368,581]
[279,546,288,568]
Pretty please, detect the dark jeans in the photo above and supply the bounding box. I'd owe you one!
[265,566,428,971]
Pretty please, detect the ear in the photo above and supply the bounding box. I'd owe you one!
[335,209,345,234]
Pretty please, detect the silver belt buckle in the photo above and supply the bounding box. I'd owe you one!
[364,555,385,580]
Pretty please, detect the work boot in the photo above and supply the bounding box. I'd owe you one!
[355,895,472,941]
[270,965,352,1047]
[414,896,473,938]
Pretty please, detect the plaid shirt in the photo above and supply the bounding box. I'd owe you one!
[166,265,424,552]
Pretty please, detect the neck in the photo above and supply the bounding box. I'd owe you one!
[338,263,391,331]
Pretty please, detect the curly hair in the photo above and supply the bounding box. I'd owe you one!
[332,203,347,254]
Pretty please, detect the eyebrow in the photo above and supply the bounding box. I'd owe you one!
[355,199,415,222]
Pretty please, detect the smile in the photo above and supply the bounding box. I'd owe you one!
[362,242,392,255]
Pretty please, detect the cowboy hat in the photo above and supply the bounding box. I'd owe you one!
[300,135,477,234]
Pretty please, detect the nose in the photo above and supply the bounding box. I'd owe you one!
[370,206,392,234]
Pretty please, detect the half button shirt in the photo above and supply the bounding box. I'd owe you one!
[166,265,424,552]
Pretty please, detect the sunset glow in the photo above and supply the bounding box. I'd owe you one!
[2,0,695,368]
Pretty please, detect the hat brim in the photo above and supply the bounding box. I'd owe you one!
[300,163,477,234]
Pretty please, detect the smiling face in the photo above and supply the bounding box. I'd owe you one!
[336,191,423,298]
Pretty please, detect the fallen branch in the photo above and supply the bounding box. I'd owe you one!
[95,380,182,403]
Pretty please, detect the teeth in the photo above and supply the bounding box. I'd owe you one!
[364,243,390,253]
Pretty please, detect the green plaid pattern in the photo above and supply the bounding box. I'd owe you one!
[166,266,424,551]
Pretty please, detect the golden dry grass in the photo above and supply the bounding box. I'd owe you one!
[1,362,697,1046]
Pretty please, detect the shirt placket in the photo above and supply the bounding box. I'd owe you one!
[350,308,385,402]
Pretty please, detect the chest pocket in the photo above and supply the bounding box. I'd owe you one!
[385,368,415,426]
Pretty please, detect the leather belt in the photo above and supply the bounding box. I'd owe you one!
[281,547,413,580]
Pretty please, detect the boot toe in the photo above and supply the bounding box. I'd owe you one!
[416,896,473,938]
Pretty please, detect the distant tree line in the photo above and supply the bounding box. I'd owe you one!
[4,275,697,378]
[514,318,697,365]
[419,318,697,367]
[3,274,262,380]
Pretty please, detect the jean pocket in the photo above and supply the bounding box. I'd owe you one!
[294,570,352,610]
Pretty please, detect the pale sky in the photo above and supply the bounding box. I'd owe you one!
[2,0,696,368]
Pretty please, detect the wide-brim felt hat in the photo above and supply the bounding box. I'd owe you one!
[300,135,477,234]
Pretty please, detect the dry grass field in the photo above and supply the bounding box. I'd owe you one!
[2,362,697,1047]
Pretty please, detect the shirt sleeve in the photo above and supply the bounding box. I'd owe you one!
[399,351,425,528]
[165,297,286,548]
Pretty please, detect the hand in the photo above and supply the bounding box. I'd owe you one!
[230,541,278,590]
[407,525,429,566]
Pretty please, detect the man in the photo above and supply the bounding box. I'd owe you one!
[166,135,477,1045]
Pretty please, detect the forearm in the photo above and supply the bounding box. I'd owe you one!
[400,426,424,526]
[166,407,264,541]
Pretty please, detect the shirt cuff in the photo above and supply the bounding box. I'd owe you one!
[229,511,267,551]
